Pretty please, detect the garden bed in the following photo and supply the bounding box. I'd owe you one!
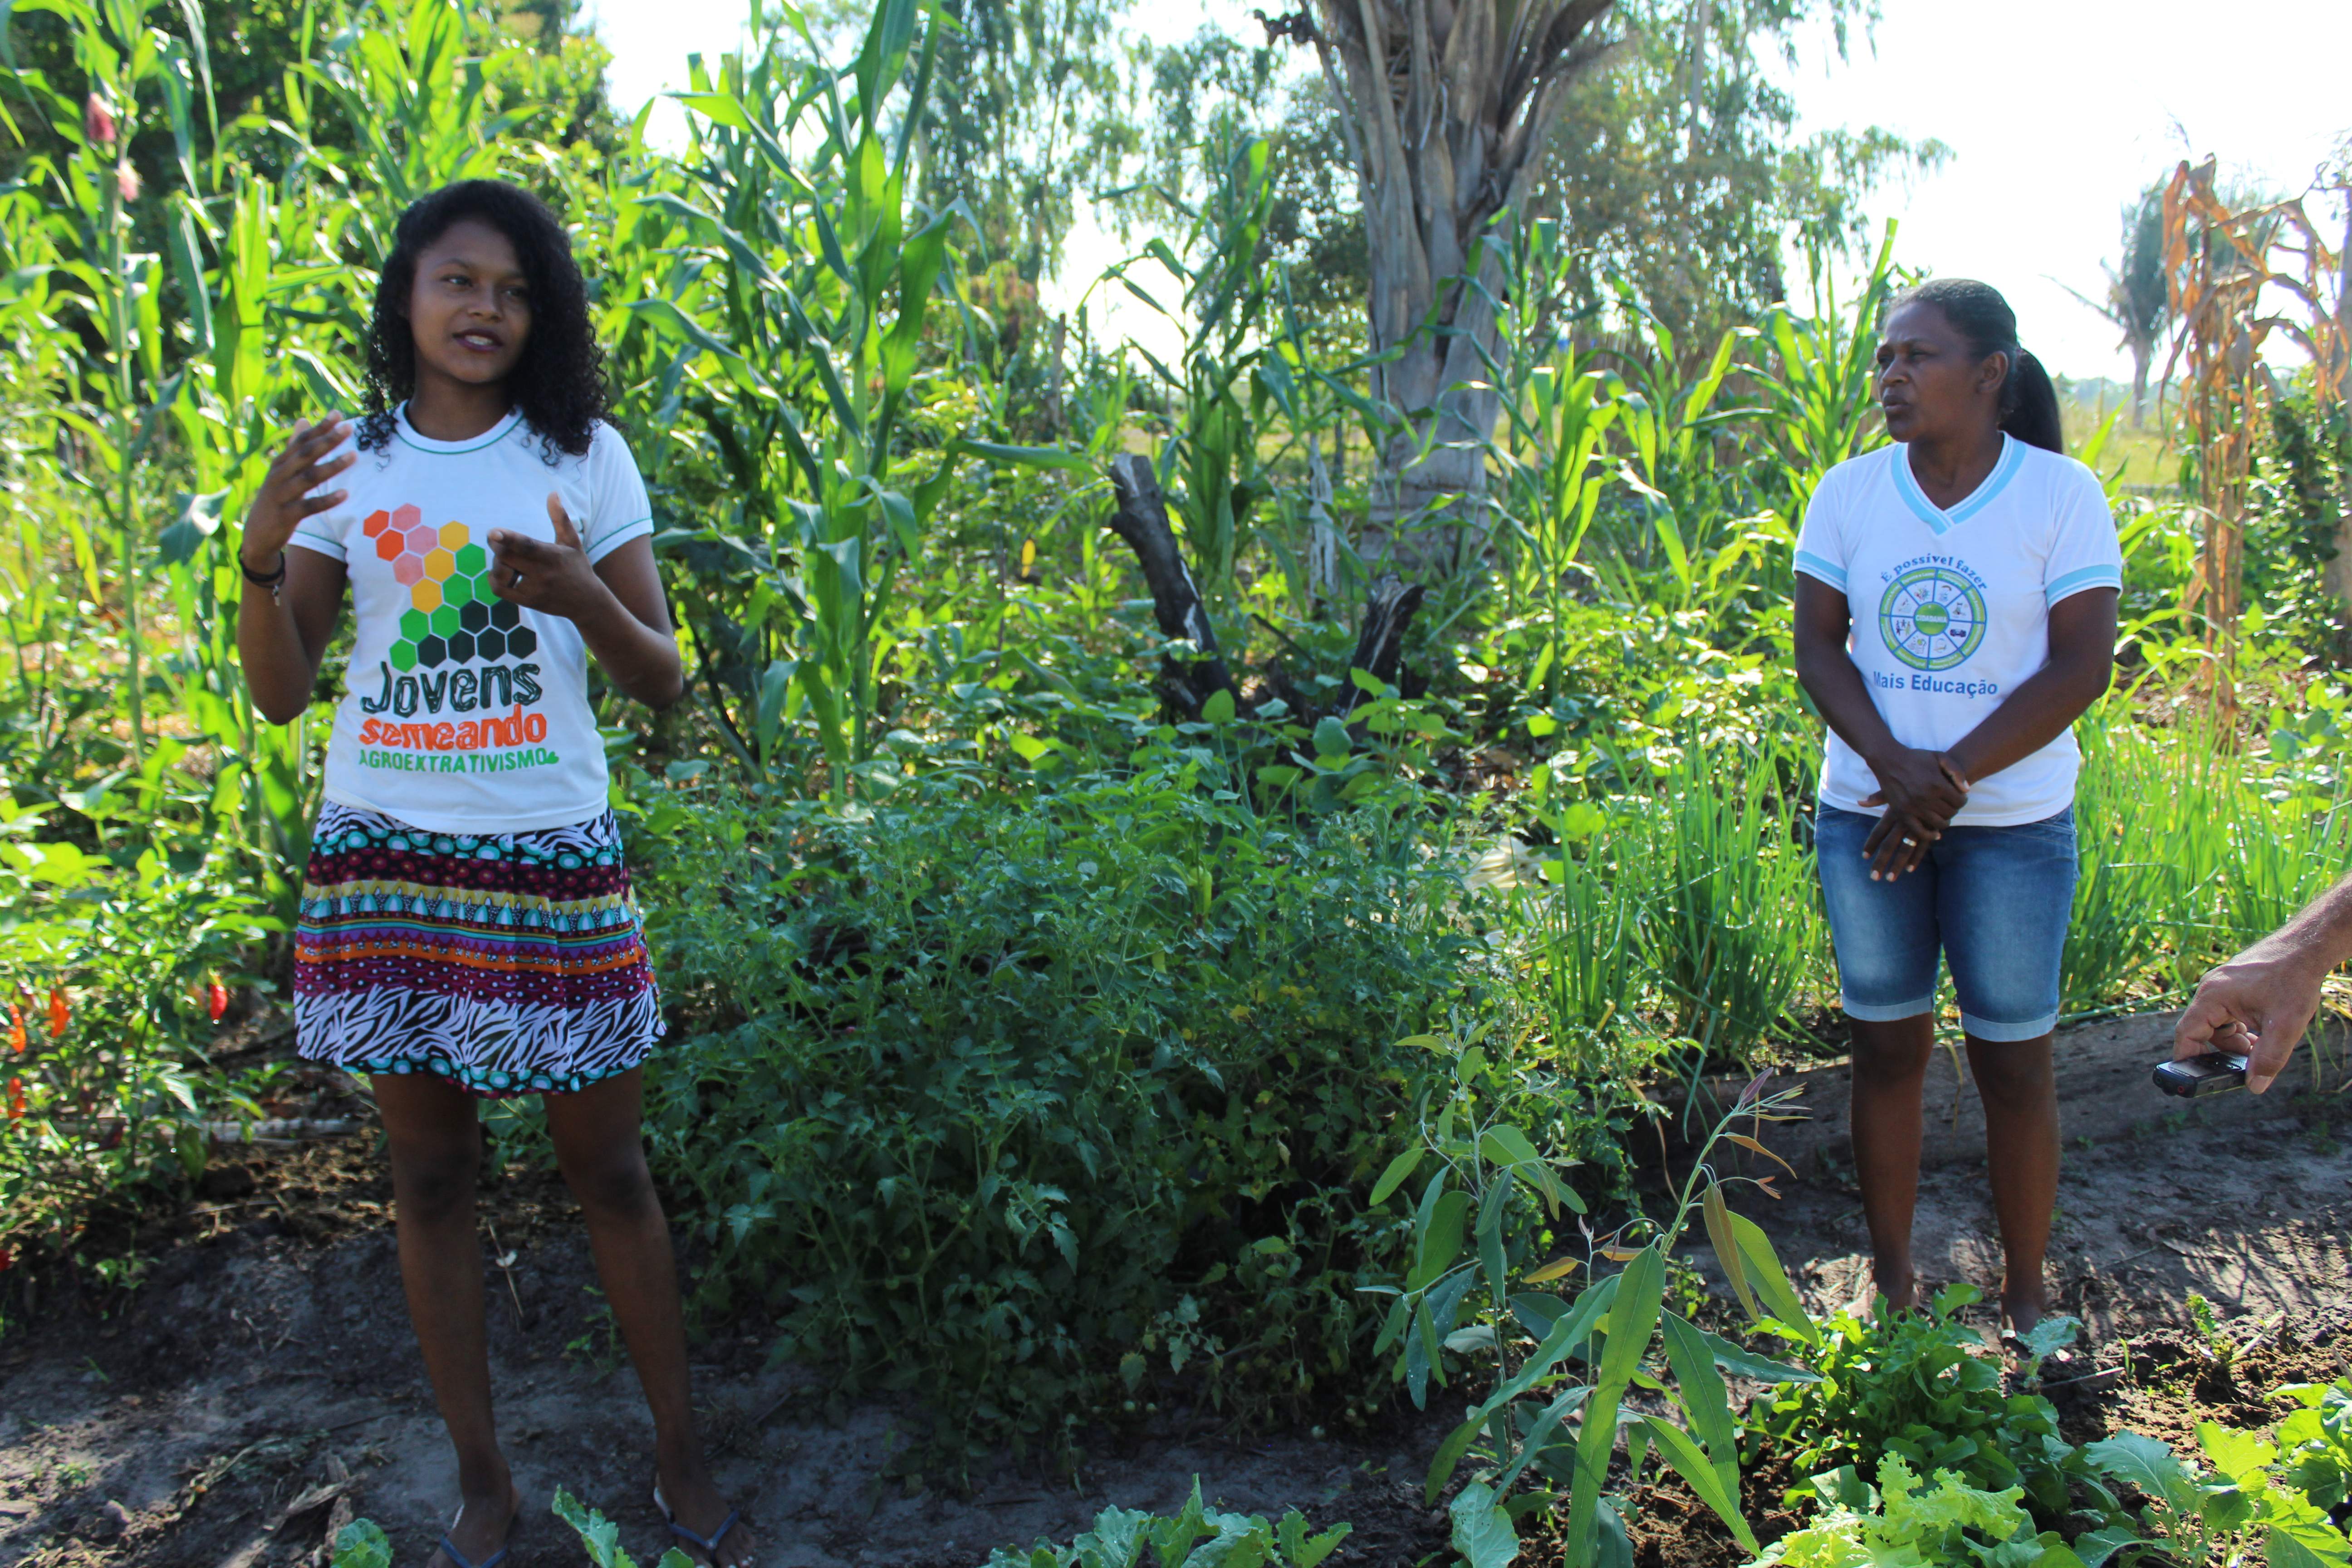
[0,1011,2345,1568]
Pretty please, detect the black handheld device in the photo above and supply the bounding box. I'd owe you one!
[2151,1051,2248,1098]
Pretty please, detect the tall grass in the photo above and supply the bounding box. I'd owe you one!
[2066,706,2352,1016]
[1519,847,1643,1045]
[1632,737,1823,1061]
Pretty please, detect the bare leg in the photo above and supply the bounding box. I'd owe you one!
[373,1073,520,1568]
[1847,1014,1936,1312]
[1964,1033,2058,1333]
[544,1070,759,1567]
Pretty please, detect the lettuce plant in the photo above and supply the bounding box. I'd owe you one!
[1748,1455,2046,1568]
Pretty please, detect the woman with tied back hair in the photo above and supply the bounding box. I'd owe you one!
[1792,278,2121,1338]
[235,181,758,1568]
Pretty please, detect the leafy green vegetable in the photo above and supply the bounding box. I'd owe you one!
[986,1480,1348,1568]
[552,1490,698,1568]
[2278,1377,2352,1512]
[329,1521,394,1568]
[1747,1455,2036,1568]
[1767,1284,2079,1513]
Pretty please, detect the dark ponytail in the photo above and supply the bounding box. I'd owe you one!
[1891,278,2066,454]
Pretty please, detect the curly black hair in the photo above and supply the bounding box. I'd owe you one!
[357,180,608,461]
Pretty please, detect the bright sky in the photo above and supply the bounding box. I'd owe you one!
[583,0,2352,384]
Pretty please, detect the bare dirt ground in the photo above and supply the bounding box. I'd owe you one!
[2,1013,2346,1568]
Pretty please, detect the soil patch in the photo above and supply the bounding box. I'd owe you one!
[3,1013,2347,1568]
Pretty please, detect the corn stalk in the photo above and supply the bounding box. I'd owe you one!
[622,0,1071,795]
[2,0,216,767]
[2161,157,2301,721]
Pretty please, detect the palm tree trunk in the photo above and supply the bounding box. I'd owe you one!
[1299,0,1620,527]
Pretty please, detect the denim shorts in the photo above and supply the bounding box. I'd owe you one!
[1814,804,2078,1042]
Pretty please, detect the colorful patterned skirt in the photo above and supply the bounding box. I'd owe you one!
[292,802,664,1097]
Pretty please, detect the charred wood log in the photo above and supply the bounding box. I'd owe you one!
[1337,572,1426,715]
[1102,457,1428,725]
[1106,454,1241,721]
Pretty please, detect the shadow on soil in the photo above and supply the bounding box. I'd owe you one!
[2,1013,2346,1568]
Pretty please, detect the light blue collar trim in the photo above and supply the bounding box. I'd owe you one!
[1889,445,1948,532]
[1949,435,2024,524]
[1891,434,2020,536]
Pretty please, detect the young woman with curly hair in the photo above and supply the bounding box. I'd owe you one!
[234,181,759,1568]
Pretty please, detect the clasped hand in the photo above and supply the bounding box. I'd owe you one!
[1857,748,1970,882]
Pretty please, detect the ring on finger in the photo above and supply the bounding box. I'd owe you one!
[1901,837,1917,847]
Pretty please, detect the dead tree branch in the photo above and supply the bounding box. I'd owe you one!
[1102,459,1429,726]
[1107,455,1241,720]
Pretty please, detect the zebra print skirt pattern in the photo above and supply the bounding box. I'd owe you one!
[292,802,664,1097]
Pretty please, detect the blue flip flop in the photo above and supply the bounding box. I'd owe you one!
[652,1485,745,1564]
[436,1497,520,1568]
[435,1536,508,1568]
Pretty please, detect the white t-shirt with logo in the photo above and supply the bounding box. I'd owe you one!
[288,407,655,834]
[1793,435,2122,828]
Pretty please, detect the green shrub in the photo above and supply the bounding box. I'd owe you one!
[1764,1285,2084,1517]
[985,1480,1350,1568]
[0,811,280,1268]
[637,762,1597,1459]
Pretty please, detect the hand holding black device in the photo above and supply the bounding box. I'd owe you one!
[2152,1051,2249,1098]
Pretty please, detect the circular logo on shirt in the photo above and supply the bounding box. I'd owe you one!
[1878,565,1986,672]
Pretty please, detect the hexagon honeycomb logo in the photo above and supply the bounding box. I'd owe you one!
[359,508,539,670]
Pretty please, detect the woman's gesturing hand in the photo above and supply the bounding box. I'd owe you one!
[1857,749,1970,882]
[487,494,608,622]
[487,496,685,709]
[242,415,355,573]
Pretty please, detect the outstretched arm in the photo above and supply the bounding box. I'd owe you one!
[486,495,685,710]
[2176,877,2352,1093]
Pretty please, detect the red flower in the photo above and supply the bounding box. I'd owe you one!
[84,93,115,147]
[5,1078,23,1121]
[47,986,67,1040]
[6,1007,22,1055]
[207,980,228,1023]
[0,1245,12,1272]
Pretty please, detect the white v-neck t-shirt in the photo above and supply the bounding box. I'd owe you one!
[1793,435,2122,828]
[288,407,655,834]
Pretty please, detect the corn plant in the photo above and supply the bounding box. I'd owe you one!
[0,0,393,887]
[1107,134,1288,626]
[1746,225,1901,568]
[1361,1025,1819,1568]
[1492,340,1620,705]
[2,0,216,764]
[307,0,529,209]
[621,0,1073,791]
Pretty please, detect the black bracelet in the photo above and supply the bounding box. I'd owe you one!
[241,550,287,603]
